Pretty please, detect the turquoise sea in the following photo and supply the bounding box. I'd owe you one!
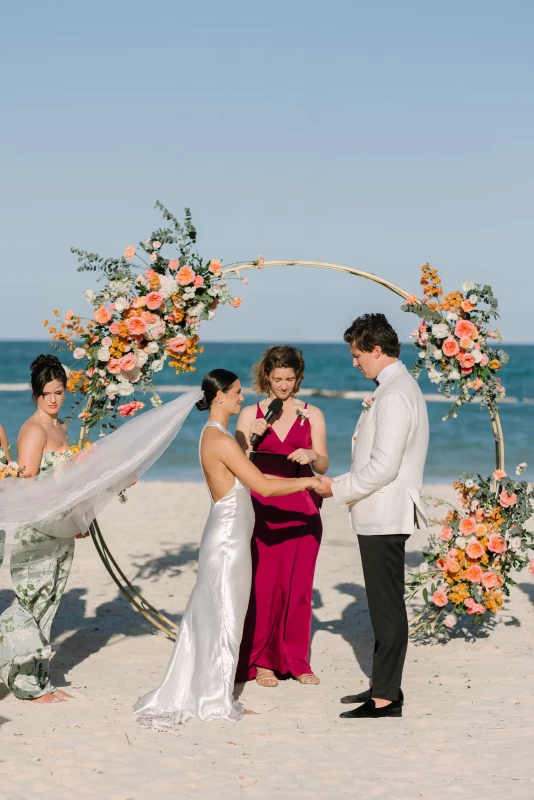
[1,341,533,483]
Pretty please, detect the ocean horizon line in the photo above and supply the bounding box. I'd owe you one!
[1,338,534,346]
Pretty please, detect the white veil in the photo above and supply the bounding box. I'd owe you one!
[0,389,202,567]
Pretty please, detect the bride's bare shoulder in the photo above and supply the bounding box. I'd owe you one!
[18,419,46,446]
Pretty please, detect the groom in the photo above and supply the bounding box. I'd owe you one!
[316,313,429,719]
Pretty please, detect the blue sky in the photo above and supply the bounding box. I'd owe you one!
[1,0,532,342]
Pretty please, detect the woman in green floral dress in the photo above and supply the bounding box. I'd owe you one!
[0,355,87,704]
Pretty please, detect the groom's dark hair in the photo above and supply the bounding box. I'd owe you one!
[343,313,400,357]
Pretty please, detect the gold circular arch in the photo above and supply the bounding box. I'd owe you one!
[88,260,505,639]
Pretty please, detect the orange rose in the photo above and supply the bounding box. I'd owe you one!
[461,299,475,313]
[209,259,222,274]
[124,246,136,259]
[126,317,147,335]
[487,534,506,554]
[466,540,485,560]
[460,352,476,370]
[232,297,242,308]
[475,523,488,537]
[432,590,448,607]
[176,265,195,286]
[94,305,112,324]
[119,353,138,372]
[481,572,500,590]
[146,292,164,310]
[132,297,147,309]
[459,517,476,535]
[442,337,460,357]
[465,564,483,583]
[499,490,517,508]
[459,337,473,350]
[454,320,476,339]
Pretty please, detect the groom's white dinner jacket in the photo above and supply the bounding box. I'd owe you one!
[332,360,429,536]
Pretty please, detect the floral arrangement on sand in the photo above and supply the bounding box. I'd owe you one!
[402,264,508,420]
[45,203,252,434]
[406,463,534,636]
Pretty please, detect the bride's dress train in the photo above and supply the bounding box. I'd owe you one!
[134,422,255,728]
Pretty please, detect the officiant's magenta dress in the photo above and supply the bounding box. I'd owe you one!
[237,404,322,681]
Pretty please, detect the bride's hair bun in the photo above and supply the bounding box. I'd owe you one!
[196,369,239,411]
[30,353,68,400]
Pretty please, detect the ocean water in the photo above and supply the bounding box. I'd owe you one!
[0,341,533,484]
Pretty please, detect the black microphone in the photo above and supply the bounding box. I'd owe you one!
[250,398,283,444]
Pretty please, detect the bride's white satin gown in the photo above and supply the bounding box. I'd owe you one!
[134,422,254,728]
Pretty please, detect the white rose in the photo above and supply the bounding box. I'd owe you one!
[428,369,442,384]
[84,290,95,303]
[73,347,86,360]
[419,562,429,574]
[419,350,427,358]
[443,614,456,629]
[472,349,483,363]
[433,348,443,360]
[446,312,458,321]
[510,536,522,550]
[455,536,467,549]
[469,294,478,305]
[431,323,450,339]
[116,381,134,396]
[105,383,119,396]
[207,286,219,297]
[152,359,164,372]
[146,342,159,354]
[449,369,461,380]
[462,281,476,293]
[97,347,110,362]
[114,297,129,313]
[136,350,149,367]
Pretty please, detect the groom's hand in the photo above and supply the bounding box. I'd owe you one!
[314,475,334,498]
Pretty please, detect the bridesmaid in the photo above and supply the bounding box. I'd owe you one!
[0,355,86,704]
[0,422,11,464]
[236,345,329,687]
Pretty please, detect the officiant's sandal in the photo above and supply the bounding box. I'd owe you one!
[255,668,278,688]
[294,673,320,685]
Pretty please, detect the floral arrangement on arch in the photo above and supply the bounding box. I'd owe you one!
[46,203,254,433]
[406,464,534,636]
[402,264,508,420]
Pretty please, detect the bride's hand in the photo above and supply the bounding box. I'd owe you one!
[249,418,269,442]
[75,531,90,539]
[287,448,317,465]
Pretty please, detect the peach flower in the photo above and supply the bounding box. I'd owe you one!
[146,292,164,310]
[440,526,454,541]
[461,299,475,313]
[209,259,222,274]
[118,401,145,418]
[472,378,483,390]
[101,336,112,347]
[460,352,476,370]
[141,311,157,324]
[176,265,195,286]
[168,259,179,270]
[432,590,448,607]
[107,358,122,375]
[257,255,265,268]
[459,517,476,536]
[455,320,476,339]
[126,316,147,335]
[406,294,418,304]
[476,523,488,537]
[436,557,447,571]
[493,469,507,480]
[466,540,485,560]
[109,323,120,335]
[499,490,517,508]
[193,275,204,288]
[481,572,500,590]
[480,353,489,366]
[487,534,507,554]
[132,296,147,309]
[119,353,138,372]
[232,298,242,308]
[465,598,485,614]
[167,335,187,354]
[149,252,157,262]
[442,337,460,357]
[529,560,534,576]
[153,241,161,249]
[459,337,473,350]
[124,246,136,259]
[466,564,483,583]
[94,305,112,324]
[65,310,74,323]
[446,556,461,574]
[443,614,456,628]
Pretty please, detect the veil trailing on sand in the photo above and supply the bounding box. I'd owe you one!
[0,389,202,568]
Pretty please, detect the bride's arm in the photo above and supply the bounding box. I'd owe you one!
[17,424,46,477]
[217,435,320,497]
[0,424,12,462]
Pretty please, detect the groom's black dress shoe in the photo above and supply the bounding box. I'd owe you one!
[340,688,404,705]
[339,699,402,719]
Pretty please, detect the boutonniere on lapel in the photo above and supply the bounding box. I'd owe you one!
[295,406,310,426]
[362,396,374,412]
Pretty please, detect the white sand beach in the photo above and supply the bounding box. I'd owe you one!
[1,481,533,800]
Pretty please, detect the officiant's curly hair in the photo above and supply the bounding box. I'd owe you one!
[343,313,401,358]
[252,345,305,395]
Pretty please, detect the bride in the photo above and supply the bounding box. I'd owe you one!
[134,369,321,728]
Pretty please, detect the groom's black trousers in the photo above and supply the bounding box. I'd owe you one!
[357,533,410,702]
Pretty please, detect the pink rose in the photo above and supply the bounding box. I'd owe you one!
[459,517,476,536]
[440,526,453,541]
[126,316,148,336]
[499,490,517,508]
[107,358,122,374]
[443,614,456,629]
[150,252,157,262]
[176,265,195,286]
[487,534,507,554]
[465,598,485,615]
[167,335,187,354]
[465,564,484,583]
[101,336,112,347]
[110,323,120,335]
[480,353,489,367]
[153,241,161,249]
[466,540,485,560]
[442,337,460,357]
[436,557,447,571]
[145,316,166,341]
[168,259,179,270]
[119,353,138,372]
[432,590,448,607]
[145,292,164,310]
[118,401,145,418]
[529,560,534,576]
[460,352,476,370]
[455,320,476,339]
[193,275,204,288]
[94,305,112,324]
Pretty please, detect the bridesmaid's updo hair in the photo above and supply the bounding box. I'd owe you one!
[30,354,67,401]
[196,369,240,411]
[252,345,305,395]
